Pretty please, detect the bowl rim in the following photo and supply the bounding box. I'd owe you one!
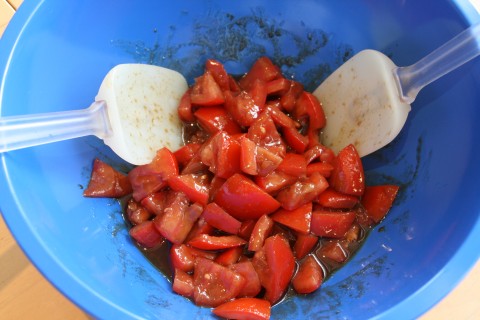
[1,1,480,319]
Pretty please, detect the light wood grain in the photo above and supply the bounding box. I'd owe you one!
[0,1,479,319]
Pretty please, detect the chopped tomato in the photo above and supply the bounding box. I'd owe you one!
[276,172,328,210]
[282,126,309,153]
[229,261,262,298]
[266,77,290,95]
[276,153,307,177]
[129,220,164,249]
[201,131,242,179]
[248,79,268,109]
[237,220,257,240]
[304,144,336,165]
[296,91,326,130]
[292,255,323,294]
[193,257,245,307]
[330,144,365,196]
[184,216,214,243]
[262,234,295,304]
[265,101,300,129]
[316,187,359,209]
[213,298,271,320]
[125,198,152,225]
[239,56,281,90]
[128,147,179,201]
[177,88,195,122]
[84,158,132,198]
[188,234,247,250]
[271,202,312,234]
[280,80,303,112]
[294,233,319,260]
[168,173,210,206]
[214,247,243,266]
[225,90,263,127]
[317,240,348,263]
[306,162,334,177]
[205,59,230,91]
[214,173,281,221]
[248,214,274,252]
[254,170,297,194]
[310,209,356,239]
[154,195,202,244]
[247,113,286,157]
[194,106,242,135]
[190,71,225,106]
[140,191,166,216]
[202,202,242,235]
[240,136,259,176]
[173,269,194,298]
[174,143,202,168]
[361,185,400,224]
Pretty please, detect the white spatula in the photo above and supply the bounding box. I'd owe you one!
[314,23,480,157]
[0,64,188,165]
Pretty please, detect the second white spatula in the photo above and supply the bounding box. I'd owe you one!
[314,23,480,157]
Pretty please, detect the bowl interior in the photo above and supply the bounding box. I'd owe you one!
[1,1,480,319]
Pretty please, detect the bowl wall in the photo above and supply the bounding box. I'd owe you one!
[1,1,480,319]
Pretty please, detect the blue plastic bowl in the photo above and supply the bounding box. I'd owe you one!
[1,1,479,319]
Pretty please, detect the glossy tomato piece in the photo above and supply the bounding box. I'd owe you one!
[248,214,274,252]
[271,202,312,234]
[310,209,356,239]
[229,261,262,298]
[239,56,281,91]
[154,195,202,244]
[262,234,295,304]
[317,240,348,263]
[247,113,286,157]
[173,268,194,298]
[296,91,326,130]
[266,77,290,95]
[202,202,242,235]
[276,153,307,177]
[294,233,319,260]
[170,243,217,273]
[188,234,247,250]
[276,172,328,210]
[214,173,281,220]
[201,131,242,179]
[316,187,359,209]
[205,59,230,91]
[282,126,309,153]
[194,106,242,135]
[214,246,243,266]
[140,191,167,216]
[174,143,202,168]
[254,170,297,194]
[193,257,245,307]
[240,136,258,176]
[237,220,257,240]
[280,80,304,112]
[128,147,179,201]
[225,90,263,127]
[213,297,271,320]
[265,101,300,129]
[304,144,336,165]
[177,88,195,122]
[129,220,164,249]
[125,198,152,225]
[306,162,334,178]
[190,71,225,106]
[330,144,365,196]
[292,255,323,294]
[361,185,400,223]
[83,158,132,198]
[168,173,210,206]
[248,78,268,109]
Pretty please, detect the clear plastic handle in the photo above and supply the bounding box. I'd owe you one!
[394,23,480,104]
[0,101,112,152]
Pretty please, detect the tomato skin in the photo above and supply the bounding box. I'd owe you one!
[292,255,323,294]
[282,126,309,153]
[237,220,257,241]
[205,59,230,91]
[84,159,132,198]
[174,143,202,168]
[317,240,348,263]
[128,147,179,201]
[214,246,243,266]
[248,214,274,252]
[188,234,247,250]
[248,79,268,109]
[306,162,334,177]
[193,257,246,307]
[194,106,242,135]
[201,131,242,179]
[330,144,365,196]
[178,88,195,122]
[276,172,329,211]
[213,297,271,320]
[266,77,290,95]
[240,136,259,176]
[361,185,400,224]
[304,144,336,165]
[316,187,359,209]
[310,210,356,239]
[296,91,326,130]
[190,71,225,106]
[254,170,297,194]
[168,173,210,206]
[214,173,281,221]
[262,234,295,304]
[271,202,312,234]
[129,220,164,248]
[280,80,304,112]
[294,233,319,260]
[202,202,242,235]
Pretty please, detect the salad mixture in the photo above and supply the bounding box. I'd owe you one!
[84,57,399,320]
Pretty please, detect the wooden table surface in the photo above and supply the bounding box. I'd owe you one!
[1,1,479,319]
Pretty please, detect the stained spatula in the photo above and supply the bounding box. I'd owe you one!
[314,23,480,157]
[0,64,188,165]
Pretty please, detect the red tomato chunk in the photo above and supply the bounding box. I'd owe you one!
[84,57,400,320]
